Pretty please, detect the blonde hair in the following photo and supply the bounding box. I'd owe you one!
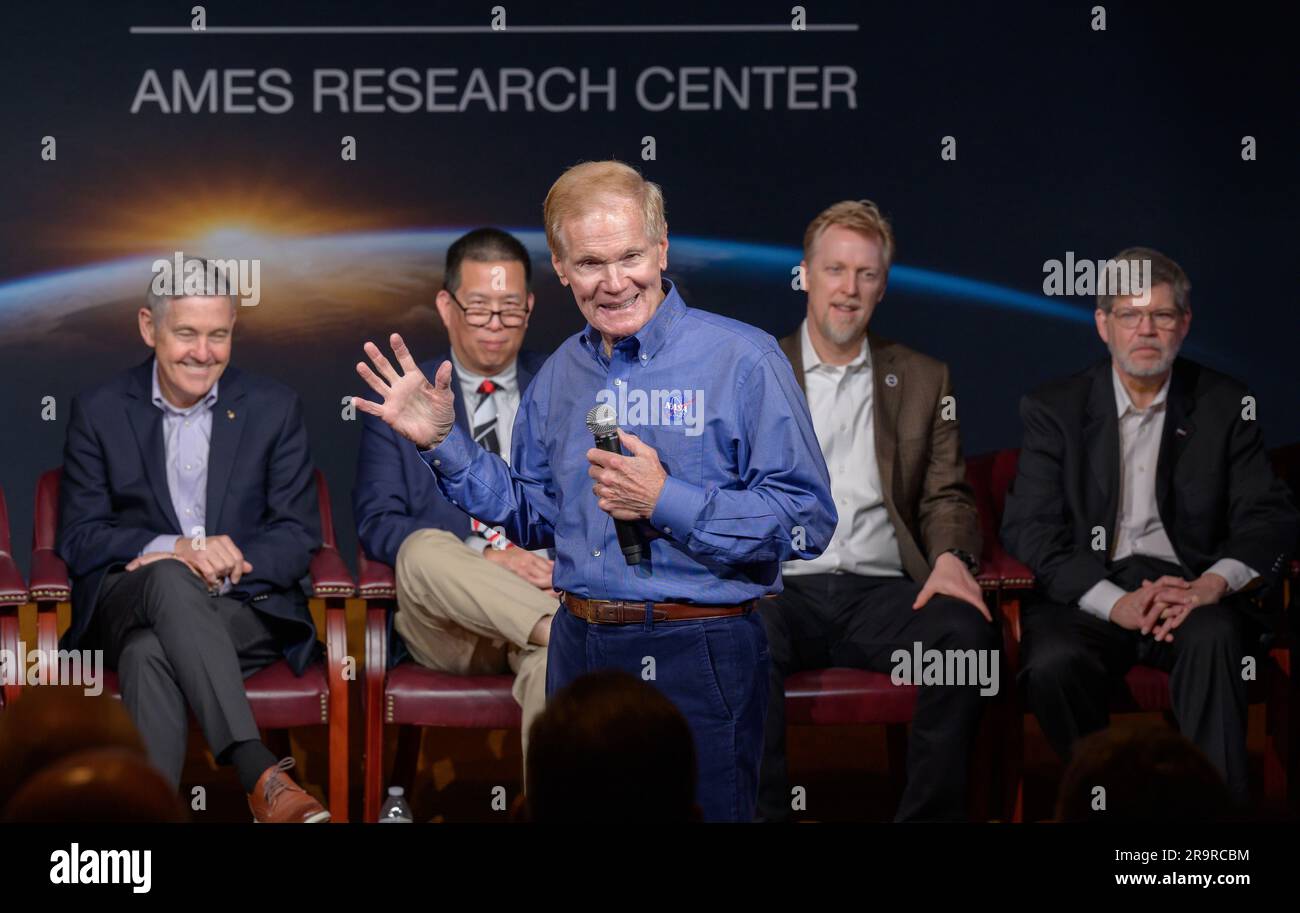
[803,199,895,270]
[543,160,666,257]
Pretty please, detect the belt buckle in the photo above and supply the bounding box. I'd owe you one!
[587,598,612,624]
[592,599,633,624]
[610,599,636,624]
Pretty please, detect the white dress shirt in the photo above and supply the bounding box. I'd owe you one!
[450,351,545,556]
[1078,367,1259,620]
[783,320,904,579]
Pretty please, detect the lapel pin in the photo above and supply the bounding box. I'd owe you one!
[227,410,236,420]
[884,373,898,387]
[1175,427,1188,437]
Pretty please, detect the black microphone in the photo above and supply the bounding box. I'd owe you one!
[586,403,646,565]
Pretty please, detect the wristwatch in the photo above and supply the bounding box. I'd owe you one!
[944,548,979,575]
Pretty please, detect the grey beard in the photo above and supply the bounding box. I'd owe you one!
[818,312,868,347]
[1110,337,1179,377]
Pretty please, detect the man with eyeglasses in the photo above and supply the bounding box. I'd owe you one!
[354,228,555,766]
[1002,247,1298,804]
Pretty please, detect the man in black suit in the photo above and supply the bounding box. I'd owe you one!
[58,257,328,822]
[1002,246,1298,803]
[354,228,553,760]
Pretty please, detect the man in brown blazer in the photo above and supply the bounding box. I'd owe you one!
[757,200,998,822]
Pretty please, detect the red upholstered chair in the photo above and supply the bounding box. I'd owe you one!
[25,468,354,820]
[0,483,31,709]
[359,549,523,822]
[360,459,1008,822]
[994,446,1295,820]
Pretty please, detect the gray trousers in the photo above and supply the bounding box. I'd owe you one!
[93,560,282,787]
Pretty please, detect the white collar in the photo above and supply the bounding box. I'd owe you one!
[1112,365,1171,417]
[451,349,518,393]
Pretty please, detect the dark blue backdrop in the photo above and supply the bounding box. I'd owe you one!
[1,0,1295,575]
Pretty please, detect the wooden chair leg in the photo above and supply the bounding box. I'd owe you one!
[36,602,59,683]
[363,602,390,823]
[0,605,20,706]
[324,596,349,823]
[363,704,384,823]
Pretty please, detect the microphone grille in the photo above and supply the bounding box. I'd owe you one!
[585,402,618,435]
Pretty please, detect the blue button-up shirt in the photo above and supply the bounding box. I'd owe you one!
[142,359,227,592]
[421,281,836,602]
[143,358,218,548]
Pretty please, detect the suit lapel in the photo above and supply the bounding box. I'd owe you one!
[1085,363,1121,552]
[1156,361,1195,522]
[205,368,247,533]
[126,360,182,534]
[869,333,903,509]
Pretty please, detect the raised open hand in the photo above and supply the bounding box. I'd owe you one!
[353,333,455,450]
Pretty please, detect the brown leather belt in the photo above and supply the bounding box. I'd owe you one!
[561,592,756,625]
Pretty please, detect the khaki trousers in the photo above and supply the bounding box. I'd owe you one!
[394,529,556,764]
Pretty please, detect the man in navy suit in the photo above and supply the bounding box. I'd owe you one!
[354,228,554,759]
[57,257,329,823]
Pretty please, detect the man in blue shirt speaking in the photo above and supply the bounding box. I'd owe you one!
[353,160,836,821]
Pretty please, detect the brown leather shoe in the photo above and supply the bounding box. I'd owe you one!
[247,758,330,823]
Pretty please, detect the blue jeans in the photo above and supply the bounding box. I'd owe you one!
[546,603,770,822]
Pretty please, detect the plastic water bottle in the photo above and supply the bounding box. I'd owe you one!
[378,786,413,823]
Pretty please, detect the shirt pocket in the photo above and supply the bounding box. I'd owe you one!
[648,425,704,488]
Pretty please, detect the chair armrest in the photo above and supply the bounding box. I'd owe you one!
[357,550,396,602]
[29,548,70,602]
[984,547,1036,591]
[324,592,349,678]
[0,604,18,706]
[0,550,27,606]
[323,591,349,702]
[364,602,389,714]
[309,545,356,598]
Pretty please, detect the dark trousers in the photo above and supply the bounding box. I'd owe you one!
[757,573,999,822]
[92,560,283,787]
[1019,555,1256,802]
[545,602,769,823]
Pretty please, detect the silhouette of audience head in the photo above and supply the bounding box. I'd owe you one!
[1055,726,1233,822]
[525,669,700,822]
[0,685,184,821]
[3,747,185,822]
